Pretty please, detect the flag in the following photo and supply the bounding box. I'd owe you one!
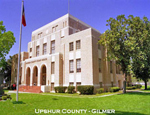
[22,4,26,26]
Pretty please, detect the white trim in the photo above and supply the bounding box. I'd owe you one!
[25,53,59,63]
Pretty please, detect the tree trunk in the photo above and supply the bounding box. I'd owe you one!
[123,74,127,93]
[144,80,147,90]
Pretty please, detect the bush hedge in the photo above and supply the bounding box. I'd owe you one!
[67,86,75,94]
[126,87,133,90]
[96,88,104,94]
[110,87,120,92]
[1,94,12,100]
[2,96,7,100]
[135,84,142,89]
[77,85,94,94]
[54,86,67,93]
[132,86,136,89]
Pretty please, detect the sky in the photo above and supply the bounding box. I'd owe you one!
[0,0,150,59]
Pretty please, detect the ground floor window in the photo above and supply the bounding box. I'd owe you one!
[76,82,81,91]
[69,82,74,86]
[76,59,81,72]
[51,83,54,91]
[99,82,103,88]
[111,82,113,87]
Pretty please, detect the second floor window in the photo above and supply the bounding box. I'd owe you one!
[51,40,55,54]
[99,59,102,72]
[69,42,74,51]
[69,60,74,73]
[76,59,81,72]
[51,62,55,74]
[36,46,39,56]
[76,40,81,50]
[43,43,47,55]
[30,48,32,52]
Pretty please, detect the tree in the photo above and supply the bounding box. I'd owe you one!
[0,56,12,83]
[99,15,137,93]
[131,16,150,90]
[0,21,15,67]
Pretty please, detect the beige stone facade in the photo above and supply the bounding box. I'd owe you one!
[11,52,28,85]
[20,14,131,92]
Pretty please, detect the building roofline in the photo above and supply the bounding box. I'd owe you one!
[32,14,69,35]
[32,13,100,35]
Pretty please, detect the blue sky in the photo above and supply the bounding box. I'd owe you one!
[0,0,150,59]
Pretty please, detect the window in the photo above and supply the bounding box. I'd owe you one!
[69,42,74,51]
[110,61,113,73]
[51,83,54,91]
[38,32,42,39]
[76,82,81,86]
[52,27,55,33]
[61,30,64,38]
[65,21,67,27]
[99,59,102,72]
[69,82,74,86]
[69,60,74,73]
[99,82,103,88]
[43,43,47,55]
[98,44,101,50]
[76,59,81,72]
[111,82,113,87]
[30,48,32,52]
[51,40,55,54]
[76,40,81,50]
[51,62,55,74]
[36,46,39,56]
[52,25,58,33]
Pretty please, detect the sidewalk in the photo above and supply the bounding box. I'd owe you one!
[7,91,33,94]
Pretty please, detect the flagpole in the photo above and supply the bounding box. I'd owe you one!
[16,0,24,101]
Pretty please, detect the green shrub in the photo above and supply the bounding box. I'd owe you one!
[96,88,104,94]
[67,86,75,94]
[54,86,67,93]
[132,86,136,89]
[77,85,94,95]
[7,95,12,100]
[110,87,120,92]
[126,87,133,90]
[2,96,7,100]
[135,84,142,89]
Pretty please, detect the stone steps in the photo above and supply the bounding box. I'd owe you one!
[18,86,42,93]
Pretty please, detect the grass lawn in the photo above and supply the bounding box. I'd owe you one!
[140,85,150,92]
[0,91,150,115]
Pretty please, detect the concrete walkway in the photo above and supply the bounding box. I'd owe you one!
[41,92,122,98]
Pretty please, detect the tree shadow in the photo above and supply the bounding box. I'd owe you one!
[52,98,58,100]
[118,92,150,96]
[12,101,26,104]
[110,111,148,115]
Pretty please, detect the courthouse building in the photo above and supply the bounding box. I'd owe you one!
[18,14,131,92]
